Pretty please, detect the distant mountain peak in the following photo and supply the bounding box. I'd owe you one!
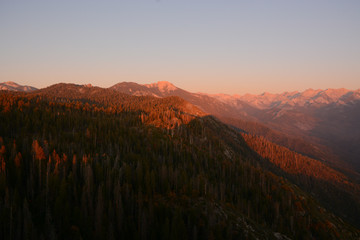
[3,81,20,87]
[144,81,178,92]
[323,88,350,99]
[0,81,37,92]
[260,92,274,96]
[301,88,324,98]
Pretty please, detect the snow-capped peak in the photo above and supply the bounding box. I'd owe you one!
[323,88,349,100]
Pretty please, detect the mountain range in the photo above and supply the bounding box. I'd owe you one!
[214,88,360,109]
[2,80,360,172]
[211,88,360,171]
[110,81,360,171]
[1,81,360,239]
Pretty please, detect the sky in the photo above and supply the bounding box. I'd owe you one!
[0,0,359,95]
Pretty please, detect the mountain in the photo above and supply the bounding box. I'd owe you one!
[0,81,37,92]
[111,82,360,172]
[110,81,252,120]
[34,83,206,128]
[109,84,335,164]
[1,85,360,239]
[232,89,360,170]
[110,82,360,226]
[110,81,187,98]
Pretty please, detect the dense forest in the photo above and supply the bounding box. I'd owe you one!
[242,133,360,226]
[0,86,359,239]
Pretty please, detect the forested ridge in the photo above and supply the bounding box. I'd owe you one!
[242,133,360,227]
[220,117,341,167]
[0,86,359,239]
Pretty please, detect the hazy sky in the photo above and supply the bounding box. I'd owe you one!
[1,0,359,94]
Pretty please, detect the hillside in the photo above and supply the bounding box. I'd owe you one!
[241,132,360,226]
[1,86,359,239]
